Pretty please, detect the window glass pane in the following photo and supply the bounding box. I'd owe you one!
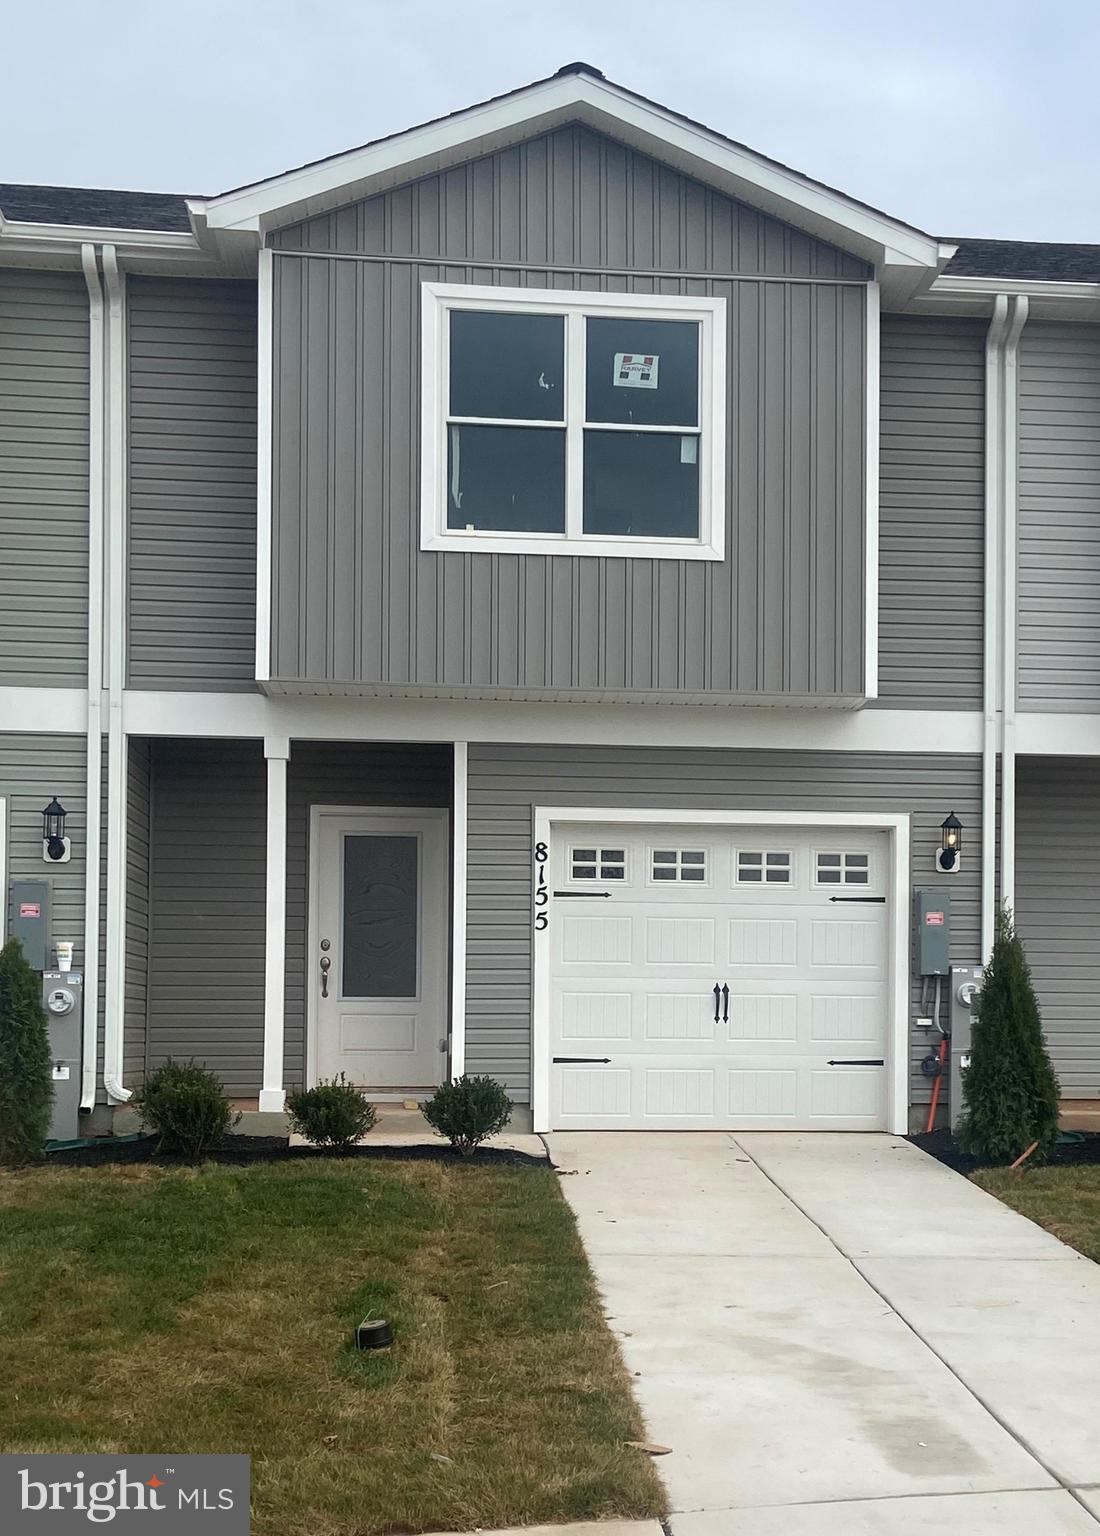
[585,317,699,427]
[573,848,596,862]
[846,869,869,884]
[654,851,677,864]
[653,867,676,880]
[448,424,565,532]
[583,431,699,538]
[343,835,418,998]
[682,866,705,881]
[450,310,564,421]
[818,854,841,868]
[601,865,625,880]
[846,854,869,868]
[682,851,705,865]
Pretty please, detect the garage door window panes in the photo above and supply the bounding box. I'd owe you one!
[570,847,627,881]
[652,849,707,882]
[815,851,871,886]
[737,850,792,885]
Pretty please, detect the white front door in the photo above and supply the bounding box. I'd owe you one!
[548,824,890,1131]
[311,808,448,1092]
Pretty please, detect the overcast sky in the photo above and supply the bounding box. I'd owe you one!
[3,0,1095,242]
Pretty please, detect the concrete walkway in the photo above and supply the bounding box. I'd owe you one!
[550,1132,1100,1534]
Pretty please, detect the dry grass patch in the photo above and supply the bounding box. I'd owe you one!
[0,1158,664,1536]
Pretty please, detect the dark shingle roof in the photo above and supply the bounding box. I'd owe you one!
[0,183,193,232]
[946,238,1100,283]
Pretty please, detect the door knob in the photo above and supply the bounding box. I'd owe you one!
[320,954,331,998]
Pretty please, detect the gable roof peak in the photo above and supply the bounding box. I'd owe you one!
[554,61,606,79]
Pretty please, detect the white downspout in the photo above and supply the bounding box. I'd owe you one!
[101,245,131,1102]
[1000,295,1029,918]
[981,296,1009,961]
[79,243,105,1111]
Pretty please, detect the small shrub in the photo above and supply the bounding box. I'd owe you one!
[286,1075,376,1151]
[958,907,1060,1164]
[0,937,54,1165]
[137,1059,238,1161]
[422,1074,512,1156]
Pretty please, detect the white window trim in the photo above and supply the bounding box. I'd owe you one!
[734,848,794,886]
[567,844,629,885]
[532,808,911,1137]
[813,849,875,889]
[420,281,726,562]
[646,843,711,886]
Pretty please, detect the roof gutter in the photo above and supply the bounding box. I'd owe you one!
[100,245,131,1104]
[981,295,1010,961]
[78,243,105,1112]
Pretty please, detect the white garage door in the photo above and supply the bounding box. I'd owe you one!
[548,824,890,1131]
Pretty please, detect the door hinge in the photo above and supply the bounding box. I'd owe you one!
[553,1056,612,1064]
[827,1058,885,1067]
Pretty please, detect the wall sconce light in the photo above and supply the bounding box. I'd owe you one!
[936,811,962,874]
[42,798,71,864]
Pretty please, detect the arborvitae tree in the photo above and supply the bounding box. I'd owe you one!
[0,937,54,1164]
[957,907,1060,1164]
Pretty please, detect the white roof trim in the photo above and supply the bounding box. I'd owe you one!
[200,72,941,270]
[0,212,200,250]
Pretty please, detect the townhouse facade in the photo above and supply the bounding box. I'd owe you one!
[2,62,1099,1135]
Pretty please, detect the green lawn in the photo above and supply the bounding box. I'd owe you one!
[0,1157,665,1536]
[972,1164,1100,1262]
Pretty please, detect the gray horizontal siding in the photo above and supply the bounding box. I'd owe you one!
[0,732,88,966]
[1017,757,1100,1095]
[875,316,985,708]
[124,739,151,1089]
[1018,323,1100,710]
[0,270,89,685]
[270,123,869,702]
[128,277,258,691]
[143,739,450,1095]
[273,123,870,280]
[145,739,266,1093]
[465,744,982,1106]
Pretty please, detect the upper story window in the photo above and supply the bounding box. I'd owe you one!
[420,283,726,561]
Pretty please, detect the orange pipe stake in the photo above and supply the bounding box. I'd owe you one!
[1009,1140,1040,1172]
[926,1035,948,1134]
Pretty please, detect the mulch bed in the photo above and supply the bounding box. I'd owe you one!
[910,1127,1100,1174]
[44,1134,546,1169]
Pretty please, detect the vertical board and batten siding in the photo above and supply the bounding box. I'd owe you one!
[127,277,259,690]
[1017,758,1100,1096]
[0,732,88,957]
[875,316,985,708]
[465,744,981,1105]
[0,270,88,685]
[269,124,869,701]
[144,739,451,1094]
[1018,322,1100,710]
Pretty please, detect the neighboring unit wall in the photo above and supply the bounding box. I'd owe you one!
[127,277,258,691]
[0,269,89,685]
[0,732,88,961]
[875,315,985,708]
[465,744,982,1104]
[269,124,870,702]
[1018,322,1100,711]
[1017,757,1100,1097]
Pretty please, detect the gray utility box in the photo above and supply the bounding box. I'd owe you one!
[11,879,51,971]
[42,970,82,1143]
[948,965,983,1132]
[914,888,952,976]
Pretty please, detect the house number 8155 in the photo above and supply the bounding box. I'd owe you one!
[533,841,549,931]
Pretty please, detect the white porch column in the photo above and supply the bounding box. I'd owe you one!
[450,741,468,1078]
[259,735,290,1113]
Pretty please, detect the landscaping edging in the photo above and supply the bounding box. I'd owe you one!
[43,1134,547,1169]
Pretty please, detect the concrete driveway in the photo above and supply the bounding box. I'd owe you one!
[550,1133,1100,1534]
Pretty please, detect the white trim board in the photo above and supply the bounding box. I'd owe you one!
[450,744,468,1078]
[0,795,7,946]
[119,690,986,753]
[530,806,912,1136]
[199,70,940,275]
